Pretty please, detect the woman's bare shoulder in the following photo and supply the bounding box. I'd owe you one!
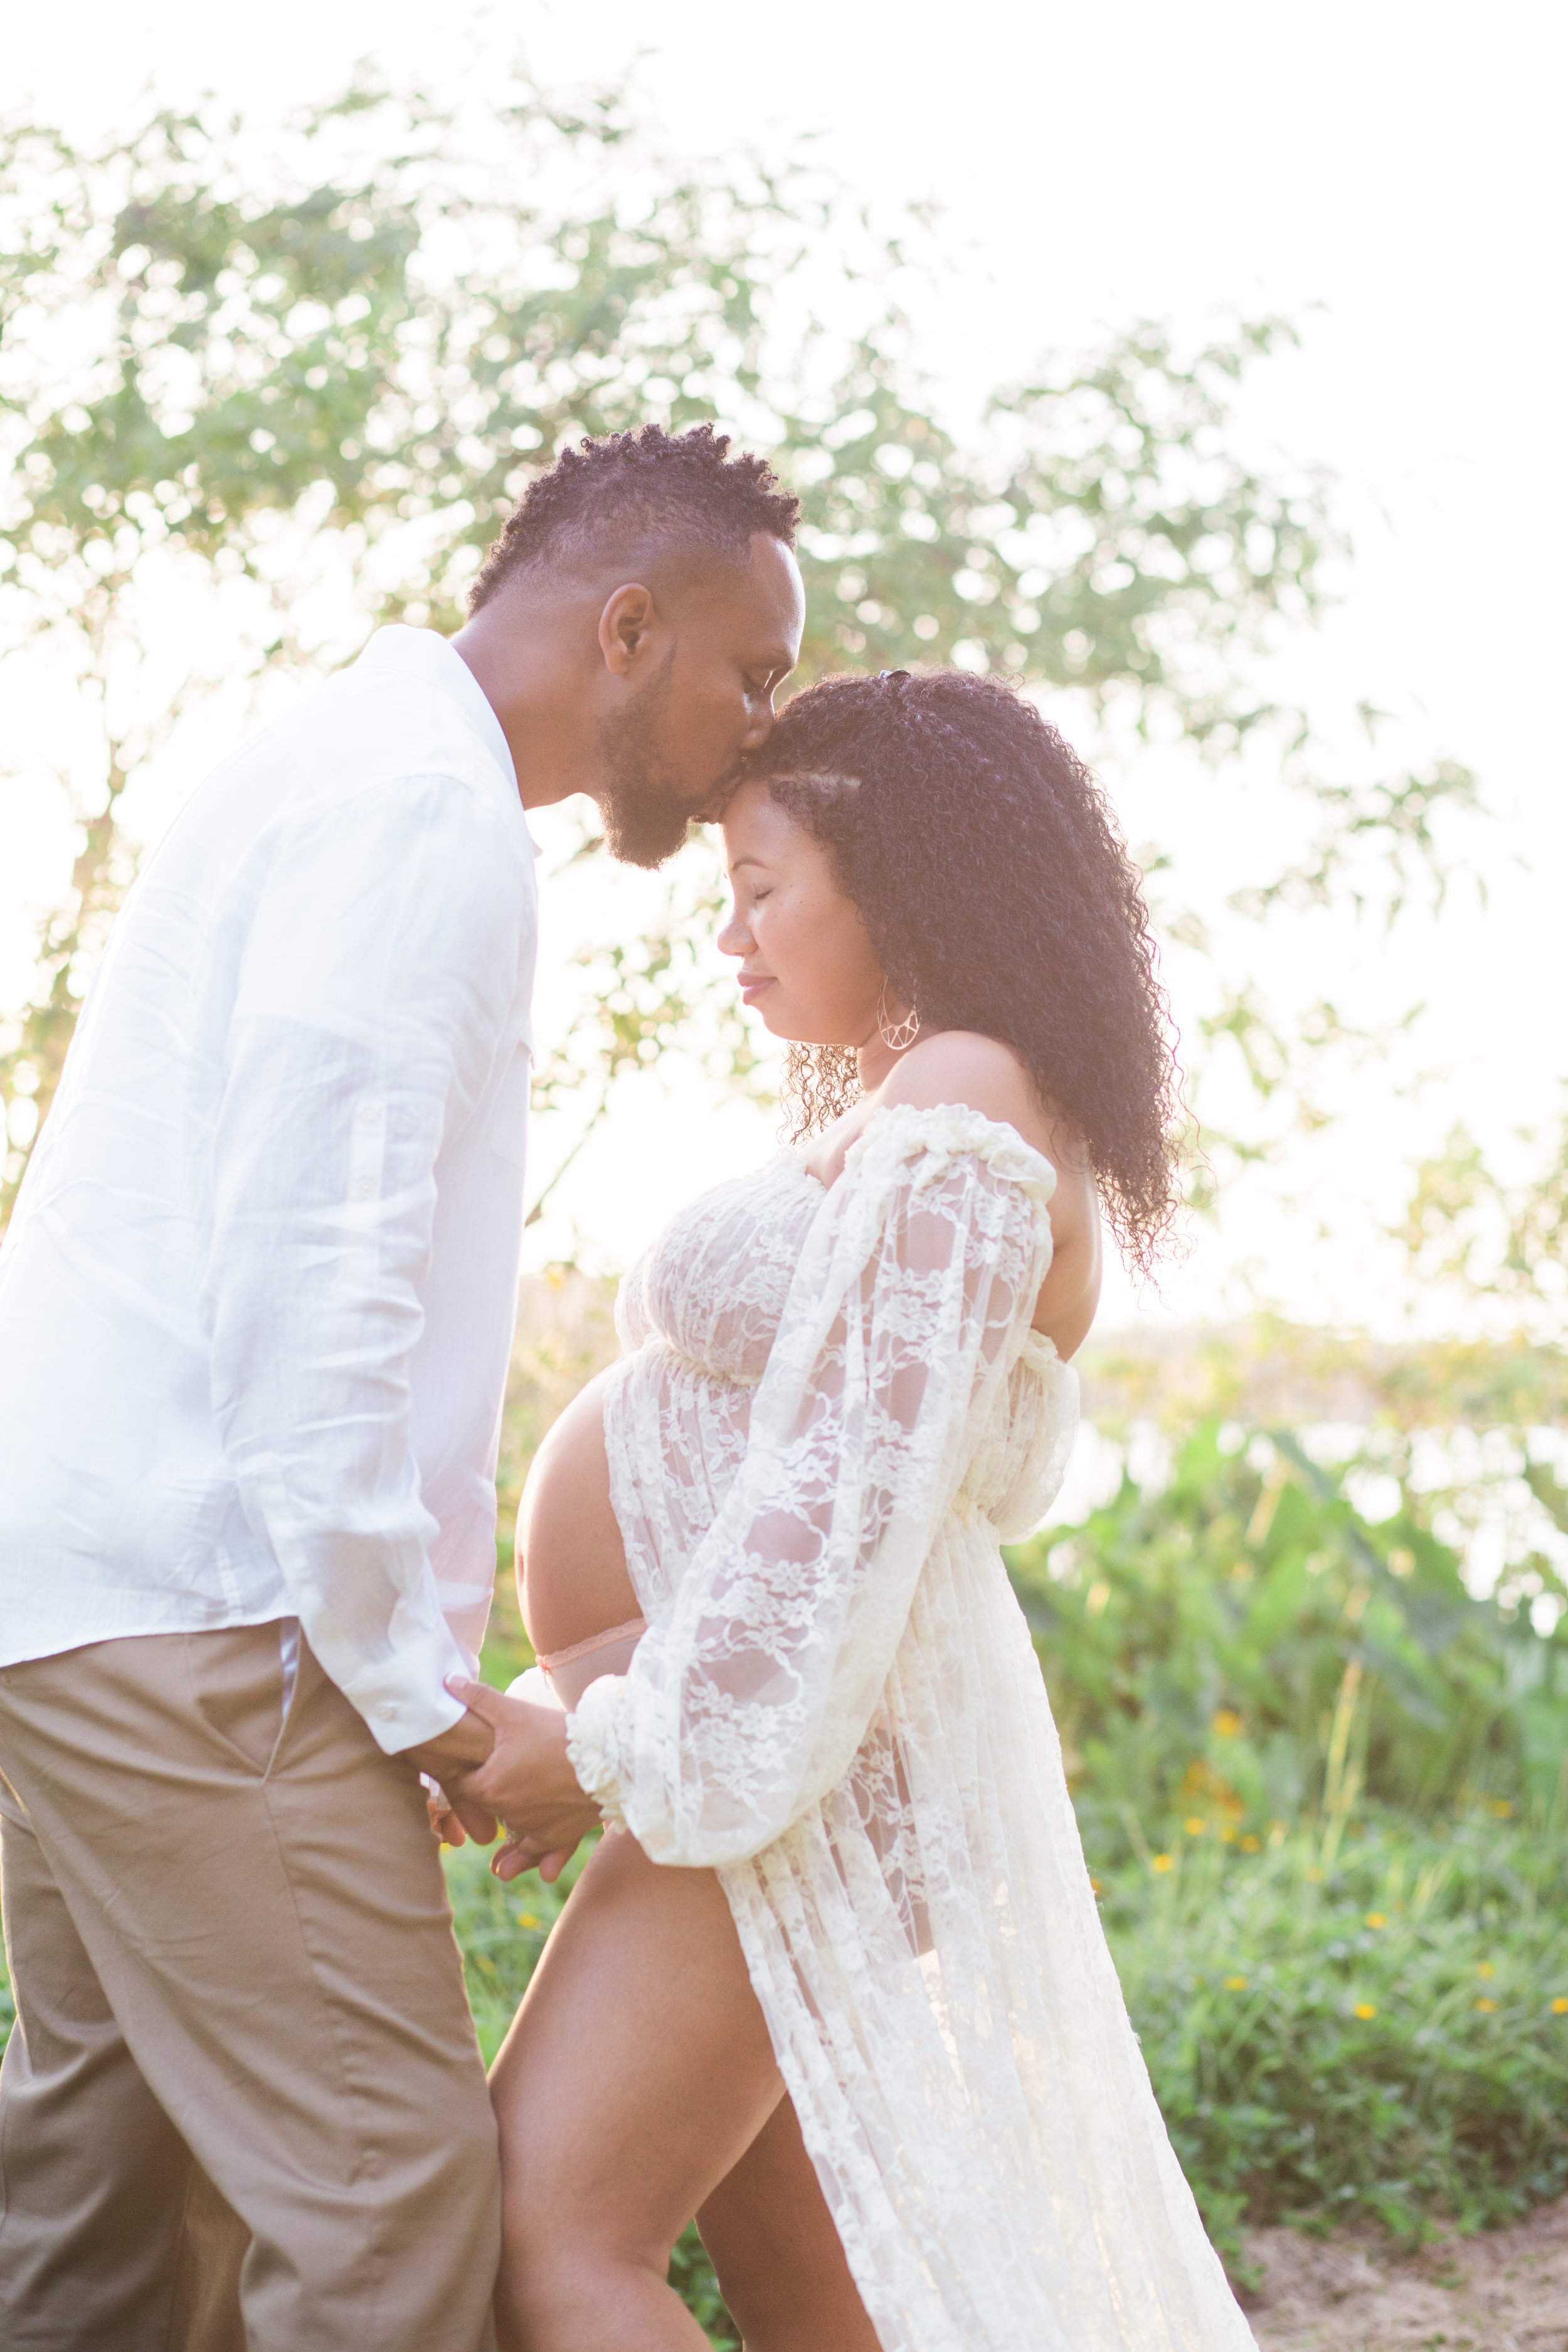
[876,1031,1036,1126]
[877,1031,1103,1351]
[877,1032,1074,1165]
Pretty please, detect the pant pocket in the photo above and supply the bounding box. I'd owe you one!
[184,1627,288,1777]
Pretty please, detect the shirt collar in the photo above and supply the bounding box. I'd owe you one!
[353,625,534,849]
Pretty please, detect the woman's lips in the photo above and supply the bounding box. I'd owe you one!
[738,973,775,1004]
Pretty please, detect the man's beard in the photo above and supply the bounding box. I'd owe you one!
[595,655,731,869]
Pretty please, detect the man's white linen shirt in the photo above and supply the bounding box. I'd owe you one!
[0,627,538,1751]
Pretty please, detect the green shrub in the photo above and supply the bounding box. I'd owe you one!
[1006,1421,1568,1859]
[1098,1811,1568,2264]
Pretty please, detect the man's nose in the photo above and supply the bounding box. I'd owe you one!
[739,703,776,753]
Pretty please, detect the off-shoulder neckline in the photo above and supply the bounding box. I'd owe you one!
[787,1099,1058,1200]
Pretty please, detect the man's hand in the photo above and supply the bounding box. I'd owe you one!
[401,1706,499,1846]
[442,1675,602,1881]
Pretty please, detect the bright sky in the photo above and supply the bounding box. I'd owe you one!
[7,0,1565,1337]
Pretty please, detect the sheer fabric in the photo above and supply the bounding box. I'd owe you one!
[568,1105,1256,2349]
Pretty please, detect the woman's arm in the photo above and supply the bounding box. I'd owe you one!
[877,1032,1103,1357]
[564,1107,1054,1868]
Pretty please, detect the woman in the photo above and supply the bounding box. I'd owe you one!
[485,670,1256,2351]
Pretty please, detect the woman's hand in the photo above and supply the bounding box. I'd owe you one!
[491,1830,581,1883]
[441,1674,603,1878]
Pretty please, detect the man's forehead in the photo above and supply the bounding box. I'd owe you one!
[728,532,805,640]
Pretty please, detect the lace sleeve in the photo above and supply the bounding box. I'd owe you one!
[566,1104,1056,1867]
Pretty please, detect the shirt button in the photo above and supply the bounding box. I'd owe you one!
[356,1104,378,1126]
[376,1702,398,1722]
[353,1177,373,1197]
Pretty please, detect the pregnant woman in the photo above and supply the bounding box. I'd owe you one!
[477,669,1256,2351]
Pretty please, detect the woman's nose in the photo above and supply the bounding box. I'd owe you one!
[716,906,751,957]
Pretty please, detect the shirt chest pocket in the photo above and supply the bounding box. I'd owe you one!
[489,1041,532,1168]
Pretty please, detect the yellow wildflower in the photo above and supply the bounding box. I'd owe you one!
[1365,1913,1387,1930]
[1224,1974,1248,1991]
[1306,1865,1325,1883]
[1184,1817,1207,1837]
[1212,1710,1243,1739]
[1477,1962,1495,1979]
[1550,1998,1568,2015]
[1475,1997,1498,2013]
[1353,2003,1377,2020]
[1239,1834,1261,1853]
[1152,1853,1175,1874]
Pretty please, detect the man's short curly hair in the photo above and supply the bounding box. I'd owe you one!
[469,421,800,611]
[743,669,1182,1276]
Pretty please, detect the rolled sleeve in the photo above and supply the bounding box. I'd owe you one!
[206,771,529,1753]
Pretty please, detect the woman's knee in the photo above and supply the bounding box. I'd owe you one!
[496,2203,673,2349]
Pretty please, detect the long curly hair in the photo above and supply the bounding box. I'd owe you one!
[742,668,1181,1275]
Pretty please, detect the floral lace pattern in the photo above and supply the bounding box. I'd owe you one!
[569,1104,1256,2350]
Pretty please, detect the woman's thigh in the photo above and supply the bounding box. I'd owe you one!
[490,1829,880,2351]
[490,1828,783,2280]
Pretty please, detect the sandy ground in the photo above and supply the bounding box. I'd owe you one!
[1246,2196,1568,2350]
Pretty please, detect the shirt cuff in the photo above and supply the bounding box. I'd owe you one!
[563,1673,630,1830]
[339,1623,473,1754]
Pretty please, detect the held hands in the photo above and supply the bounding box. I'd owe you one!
[402,1705,499,1848]
[440,1674,602,1883]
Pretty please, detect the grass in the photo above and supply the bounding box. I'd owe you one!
[1095,1809,1568,2270]
[440,1803,1568,2323]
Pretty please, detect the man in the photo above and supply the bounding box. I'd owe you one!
[0,421,805,2351]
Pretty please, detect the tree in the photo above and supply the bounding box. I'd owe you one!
[1,66,1477,1232]
[1396,1102,1568,1342]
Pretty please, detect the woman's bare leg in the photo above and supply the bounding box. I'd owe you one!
[489,1829,879,2352]
[490,1828,777,2351]
[698,2094,882,2351]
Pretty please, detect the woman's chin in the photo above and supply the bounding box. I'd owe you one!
[764,1016,854,1047]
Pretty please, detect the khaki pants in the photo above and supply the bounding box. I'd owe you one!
[0,1626,499,2351]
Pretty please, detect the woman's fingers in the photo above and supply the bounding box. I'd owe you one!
[491,1833,581,1883]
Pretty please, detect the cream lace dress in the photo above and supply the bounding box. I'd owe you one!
[564,1104,1256,2351]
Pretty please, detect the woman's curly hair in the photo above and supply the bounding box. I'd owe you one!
[743,668,1181,1276]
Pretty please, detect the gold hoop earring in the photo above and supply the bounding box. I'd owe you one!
[877,980,920,1052]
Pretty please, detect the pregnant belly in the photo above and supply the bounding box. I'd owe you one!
[517,1367,645,1710]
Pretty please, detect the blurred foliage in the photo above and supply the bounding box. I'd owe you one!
[0,70,1481,1232]
[475,1266,623,1691]
[1007,1421,1568,1858]
[1075,1315,1568,1438]
[1395,1098,1568,1343]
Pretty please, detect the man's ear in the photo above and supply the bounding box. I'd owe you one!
[598,583,656,675]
